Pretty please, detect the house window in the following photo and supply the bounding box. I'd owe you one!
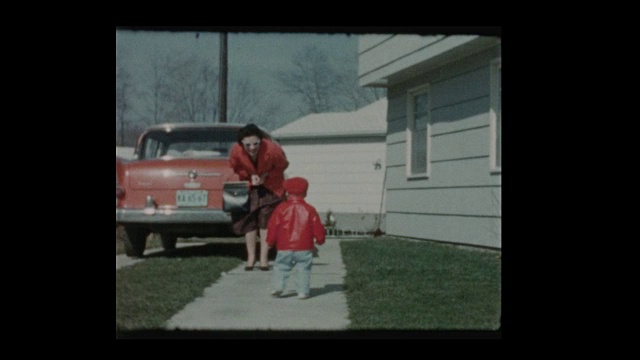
[407,85,431,178]
[490,58,501,172]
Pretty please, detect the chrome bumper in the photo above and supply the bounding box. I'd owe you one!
[116,208,232,224]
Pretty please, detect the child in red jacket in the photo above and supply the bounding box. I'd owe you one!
[266,177,326,299]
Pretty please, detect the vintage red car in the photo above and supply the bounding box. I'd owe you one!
[116,123,261,257]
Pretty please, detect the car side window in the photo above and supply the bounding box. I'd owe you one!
[143,138,161,159]
[139,128,240,159]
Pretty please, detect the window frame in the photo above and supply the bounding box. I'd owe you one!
[406,84,432,179]
[490,58,502,173]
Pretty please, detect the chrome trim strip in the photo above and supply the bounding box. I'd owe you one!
[168,172,221,177]
[116,208,232,224]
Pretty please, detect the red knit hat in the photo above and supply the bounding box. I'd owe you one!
[284,177,309,196]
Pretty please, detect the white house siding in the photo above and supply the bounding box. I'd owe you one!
[116,146,135,160]
[365,37,501,248]
[358,34,394,54]
[279,138,387,233]
[386,213,501,249]
[359,35,497,88]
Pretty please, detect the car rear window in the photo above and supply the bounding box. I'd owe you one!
[140,128,238,160]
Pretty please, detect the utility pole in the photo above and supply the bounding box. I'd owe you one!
[119,99,126,146]
[219,32,228,123]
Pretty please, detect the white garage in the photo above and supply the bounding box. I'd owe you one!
[272,98,387,234]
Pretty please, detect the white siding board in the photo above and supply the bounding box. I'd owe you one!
[359,35,445,78]
[282,142,384,156]
[431,126,490,162]
[360,36,479,87]
[279,137,385,146]
[386,95,409,121]
[304,195,382,214]
[286,165,384,176]
[431,97,490,134]
[385,142,406,167]
[280,141,386,214]
[431,66,490,109]
[386,187,501,216]
[358,34,394,54]
[386,92,408,138]
[429,157,501,187]
[387,130,406,145]
[394,45,501,92]
[386,157,500,189]
[386,212,501,248]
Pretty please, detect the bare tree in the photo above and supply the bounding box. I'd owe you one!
[275,45,340,115]
[116,63,134,146]
[227,77,260,123]
[158,55,219,123]
[275,45,386,117]
[227,79,286,131]
[334,52,386,111]
[139,56,175,125]
[254,101,285,131]
[138,55,268,126]
[119,48,286,136]
[123,122,148,147]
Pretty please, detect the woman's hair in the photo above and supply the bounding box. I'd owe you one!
[237,123,265,143]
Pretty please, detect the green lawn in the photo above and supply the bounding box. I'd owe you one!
[116,236,501,333]
[116,242,244,332]
[341,238,501,330]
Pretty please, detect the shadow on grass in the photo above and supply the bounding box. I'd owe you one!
[144,242,277,261]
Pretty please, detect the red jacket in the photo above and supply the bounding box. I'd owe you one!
[266,195,326,251]
[229,138,289,197]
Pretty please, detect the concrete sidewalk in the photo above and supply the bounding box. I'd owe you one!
[165,239,351,331]
[115,242,205,270]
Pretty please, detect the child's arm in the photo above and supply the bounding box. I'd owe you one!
[311,209,326,246]
[266,208,282,248]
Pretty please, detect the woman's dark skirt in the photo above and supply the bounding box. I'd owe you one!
[231,186,284,235]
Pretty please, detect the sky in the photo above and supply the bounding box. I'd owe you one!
[116,29,369,128]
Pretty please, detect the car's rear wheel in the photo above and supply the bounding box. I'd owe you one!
[119,226,148,258]
[160,233,178,251]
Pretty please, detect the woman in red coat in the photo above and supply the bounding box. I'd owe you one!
[229,124,289,271]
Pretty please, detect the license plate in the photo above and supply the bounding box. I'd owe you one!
[176,190,208,207]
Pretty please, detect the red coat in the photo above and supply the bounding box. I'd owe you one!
[266,195,326,251]
[229,138,289,197]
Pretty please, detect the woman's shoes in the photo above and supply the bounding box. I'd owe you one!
[245,261,269,271]
[245,266,269,271]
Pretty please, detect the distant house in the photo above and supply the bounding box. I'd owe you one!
[359,35,501,248]
[116,146,135,160]
[272,98,388,234]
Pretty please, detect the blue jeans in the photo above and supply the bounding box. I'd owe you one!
[273,250,313,296]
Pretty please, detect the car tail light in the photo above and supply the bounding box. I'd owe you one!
[116,186,125,199]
